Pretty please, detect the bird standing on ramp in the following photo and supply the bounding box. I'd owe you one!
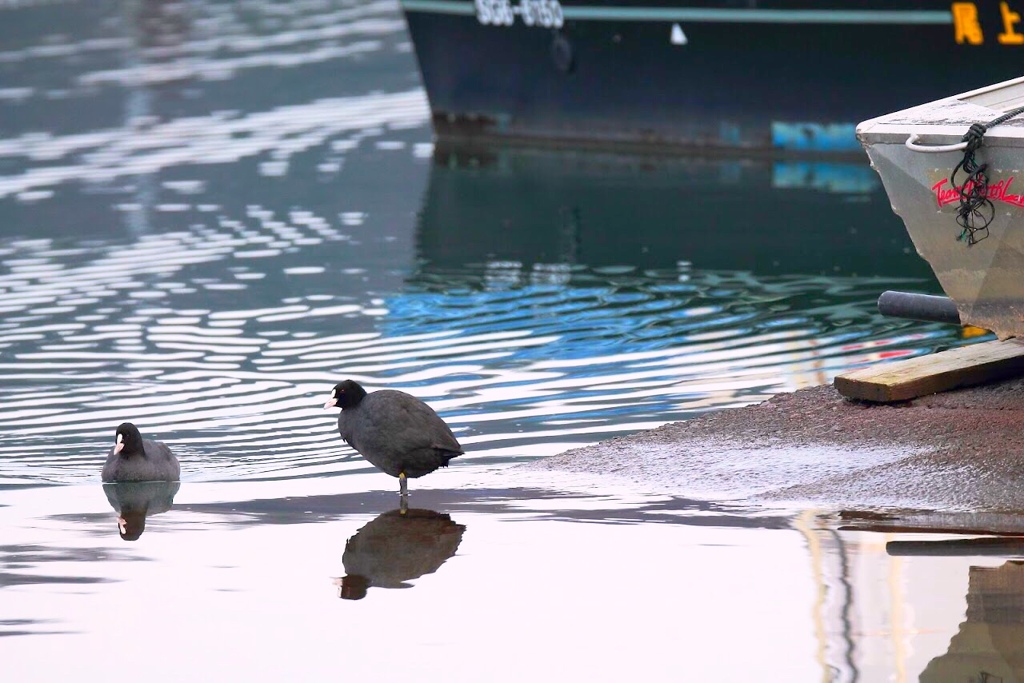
[323,379,463,496]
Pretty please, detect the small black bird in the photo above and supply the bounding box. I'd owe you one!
[323,380,463,495]
[101,422,180,483]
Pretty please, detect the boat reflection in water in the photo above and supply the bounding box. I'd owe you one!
[791,513,1024,680]
[102,481,181,541]
[878,535,1024,682]
[920,560,1024,681]
[415,145,931,279]
[335,508,466,600]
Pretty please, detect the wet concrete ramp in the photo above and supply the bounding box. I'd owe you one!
[530,376,1024,531]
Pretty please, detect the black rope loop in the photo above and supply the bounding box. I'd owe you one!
[951,105,1024,246]
[951,124,992,246]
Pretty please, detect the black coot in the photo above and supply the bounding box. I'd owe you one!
[100,422,180,483]
[324,380,463,495]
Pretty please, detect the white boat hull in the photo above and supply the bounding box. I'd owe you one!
[859,76,1024,338]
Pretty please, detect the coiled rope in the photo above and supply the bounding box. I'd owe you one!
[951,105,1024,245]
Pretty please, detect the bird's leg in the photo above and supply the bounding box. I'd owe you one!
[399,471,408,497]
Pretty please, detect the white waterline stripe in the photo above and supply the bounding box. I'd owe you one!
[400,1,952,25]
[563,7,951,23]
[401,0,474,15]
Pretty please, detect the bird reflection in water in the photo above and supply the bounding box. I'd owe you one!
[102,481,180,541]
[335,507,465,600]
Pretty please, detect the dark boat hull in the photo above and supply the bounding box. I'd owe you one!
[402,0,1024,152]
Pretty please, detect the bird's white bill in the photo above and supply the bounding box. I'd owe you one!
[323,398,337,409]
[117,517,127,534]
[114,433,124,454]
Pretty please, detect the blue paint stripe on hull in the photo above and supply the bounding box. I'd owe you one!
[400,0,952,25]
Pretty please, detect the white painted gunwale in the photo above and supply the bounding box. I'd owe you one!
[858,75,1024,148]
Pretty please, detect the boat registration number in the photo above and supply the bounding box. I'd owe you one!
[474,0,564,28]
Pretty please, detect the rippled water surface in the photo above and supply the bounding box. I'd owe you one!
[1,1,1011,681]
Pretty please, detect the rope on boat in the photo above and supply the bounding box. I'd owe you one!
[951,105,1024,246]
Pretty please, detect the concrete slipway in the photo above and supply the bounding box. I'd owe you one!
[528,376,1024,534]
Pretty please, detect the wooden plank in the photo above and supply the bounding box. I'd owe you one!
[834,339,1024,403]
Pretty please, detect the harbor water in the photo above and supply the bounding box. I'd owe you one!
[1,2,1018,681]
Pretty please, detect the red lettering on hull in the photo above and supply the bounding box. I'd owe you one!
[932,176,1024,208]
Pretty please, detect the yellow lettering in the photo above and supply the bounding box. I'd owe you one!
[953,2,984,44]
[1000,1,1024,44]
